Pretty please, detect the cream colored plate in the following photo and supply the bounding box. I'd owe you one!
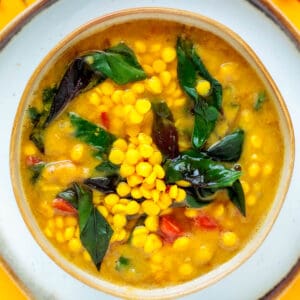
[0,0,299,299]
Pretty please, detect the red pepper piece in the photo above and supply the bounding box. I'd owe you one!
[52,198,77,215]
[194,213,219,230]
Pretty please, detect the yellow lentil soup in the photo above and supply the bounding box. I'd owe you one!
[18,19,284,288]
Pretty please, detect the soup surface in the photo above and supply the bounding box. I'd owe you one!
[19,20,284,288]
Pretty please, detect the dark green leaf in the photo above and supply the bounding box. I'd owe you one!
[164,151,241,189]
[74,183,113,270]
[207,129,245,162]
[191,47,222,110]
[192,102,219,148]
[227,180,246,216]
[253,91,266,111]
[29,162,45,183]
[84,176,121,194]
[57,184,78,209]
[27,107,41,125]
[176,37,221,149]
[69,113,115,154]
[115,256,130,271]
[185,193,211,208]
[30,127,45,153]
[29,87,57,153]
[85,43,146,85]
[151,101,179,159]
[95,161,119,176]
[176,38,198,100]
[42,87,58,108]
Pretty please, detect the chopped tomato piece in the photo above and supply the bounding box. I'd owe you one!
[52,198,77,215]
[26,155,42,166]
[100,112,110,129]
[159,215,183,242]
[194,213,219,230]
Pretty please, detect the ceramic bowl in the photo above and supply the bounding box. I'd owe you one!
[10,7,295,299]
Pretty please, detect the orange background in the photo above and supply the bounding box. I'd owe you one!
[0,0,299,299]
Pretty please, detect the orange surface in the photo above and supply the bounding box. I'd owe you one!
[0,0,299,299]
[0,260,28,300]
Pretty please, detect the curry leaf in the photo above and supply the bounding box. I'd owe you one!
[69,113,115,154]
[191,47,222,110]
[253,91,266,111]
[57,184,78,209]
[164,151,241,189]
[73,183,113,270]
[227,180,246,216]
[176,38,198,100]
[207,129,245,162]
[185,193,212,208]
[29,162,45,183]
[151,101,179,159]
[95,161,119,176]
[85,43,146,85]
[84,176,121,194]
[192,102,219,148]
[29,87,57,153]
[27,107,41,125]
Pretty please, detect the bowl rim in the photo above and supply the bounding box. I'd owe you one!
[10,7,295,299]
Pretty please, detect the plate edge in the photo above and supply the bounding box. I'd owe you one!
[0,0,58,51]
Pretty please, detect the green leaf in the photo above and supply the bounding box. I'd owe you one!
[115,256,130,271]
[164,151,241,189]
[84,176,121,194]
[57,184,78,209]
[192,102,219,148]
[176,37,221,149]
[185,193,211,208]
[27,107,41,125]
[95,161,119,176]
[85,43,146,85]
[29,87,57,153]
[253,91,266,111]
[69,112,115,154]
[29,162,45,183]
[207,129,245,162]
[151,101,179,159]
[227,180,246,216]
[176,38,198,100]
[191,47,222,110]
[74,183,113,270]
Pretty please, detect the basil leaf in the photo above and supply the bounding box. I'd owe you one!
[85,43,146,85]
[207,129,245,162]
[253,91,266,111]
[74,183,113,270]
[95,161,119,176]
[84,176,121,194]
[192,101,219,148]
[69,112,115,154]
[151,101,179,159]
[164,151,241,189]
[227,180,246,216]
[57,184,78,209]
